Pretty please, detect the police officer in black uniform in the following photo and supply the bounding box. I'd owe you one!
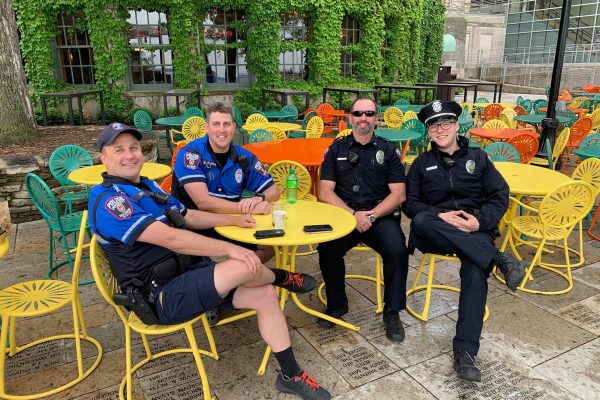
[404,100,526,382]
[318,97,408,342]
[89,123,332,400]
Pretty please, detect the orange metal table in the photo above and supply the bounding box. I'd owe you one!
[469,127,539,142]
[538,106,588,118]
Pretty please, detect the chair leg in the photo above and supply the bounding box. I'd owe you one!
[71,298,84,376]
[375,254,383,314]
[200,314,219,360]
[124,327,133,400]
[0,317,9,397]
[184,325,212,400]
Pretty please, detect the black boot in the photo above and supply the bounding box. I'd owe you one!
[383,306,405,342]
[493,252,526,291]
[317,304,348,328]
[453,349,481,382]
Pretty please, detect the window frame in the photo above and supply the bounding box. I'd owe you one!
[53,13,96,86]
[279,11,310,81]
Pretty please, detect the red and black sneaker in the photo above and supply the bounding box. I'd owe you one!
[275,271,317,293]
[276,370,331,400]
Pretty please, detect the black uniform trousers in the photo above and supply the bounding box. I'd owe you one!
[318,215,408,313]
[410,210,498,355]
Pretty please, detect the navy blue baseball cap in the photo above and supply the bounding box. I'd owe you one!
[418,100,462,126]
[97,122,143,150]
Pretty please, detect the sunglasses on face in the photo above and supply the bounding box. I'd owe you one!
[351,110,377,117]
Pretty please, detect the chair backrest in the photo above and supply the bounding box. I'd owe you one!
[483,142,521,163]
[589,108,600,130]
[521,99,533,114]
[304,107,318,117]
[507,133,539,163]
[516,96,524,106]
[539,181,595,230]
[513,105,527,116]
[317,103,335,124]
[579,133,600,149]
[336,128,353,138]
[249,128,273,143]
[183,106,204,119]
[49,145,94,189]
[232,105,244,127]
[171,140,189,168]
[383,107,404,129]
[482,103,504,121]
[264,125,287,140]
[401,118,426,136]
[69,209,88,286]
[281,104,299,122]
[533,99,548,114]
[569,117,593,146]
[302,111,318,129]
[501,107,517,120]
[475,97,489,104]
[403,110,418,122]
[569,96,588,108]
[181,116,206,140]
[246,113,268,126]
[305,116,324,138]
[90,236,129,324]
[338,119,348,133]
[460,102,472,117]
[160,174,172,194]
[572,158,600,196]
[551,127,570,167]
[133,109,153,132]
[499,114,514,129]
[483,119,508,129]
[25,173,63,227]
[267,160,312,200]
[394,98,410,106]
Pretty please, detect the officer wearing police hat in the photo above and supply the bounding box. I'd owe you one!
[404,100,526,382]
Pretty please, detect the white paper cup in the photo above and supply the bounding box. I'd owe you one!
[272,210,286,229]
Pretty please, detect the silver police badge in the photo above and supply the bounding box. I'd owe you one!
[432,101,443,113]
[466,160,476,174]
[235,168,243,184]
[376,150,385,164]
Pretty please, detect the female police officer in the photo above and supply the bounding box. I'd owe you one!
[403,101,526,382]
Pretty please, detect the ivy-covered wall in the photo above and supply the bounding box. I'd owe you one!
[13,0,446,116]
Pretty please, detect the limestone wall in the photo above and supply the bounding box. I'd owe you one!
[0,140,158,223]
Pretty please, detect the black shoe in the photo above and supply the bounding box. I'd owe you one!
[453,350,481,382]
[493,252,527,291]
[317,305,349,329]
[275,272,317,293]
[205,308,219,327]
[383,307,405,342]
[276,370,331,400]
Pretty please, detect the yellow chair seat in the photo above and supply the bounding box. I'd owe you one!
[511,216,571,240]
[128,311,203,335]
[528,156,549,166]
[403,154,417,166]
[0,280,72,317]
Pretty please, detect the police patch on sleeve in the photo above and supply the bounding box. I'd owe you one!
[184,151,201,170]
[105,196,133,219]
[254,160,268,176]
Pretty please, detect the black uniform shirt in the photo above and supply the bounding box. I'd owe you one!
[320,134,406,210]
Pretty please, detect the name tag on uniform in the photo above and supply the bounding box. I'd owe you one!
[426,165,438,171]
[337,157,347,161]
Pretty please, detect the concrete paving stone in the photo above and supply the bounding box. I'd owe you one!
[405,339,578,400]
[448,277,508,299]
[581,239,600,264]
[4,338,67,380]
[67,382,145,400]
[293,251,321,274]
[130,333,195,378]
[65,319,143,358]
[411,256,462,285]
[298,321,366,356]
[534,337,600,400]
[513,275,599,311]
[406,285,462,321]
[0,261,48,288]
[342,305,417,342]
[482,293,596,367]
[138,361,216,400]
[553,293,600,335]
[202,330,352,399]
[572,261,600,289]
[324,342,399,387]
[331,370,436,400]
[192,309,262,354]
[371,315,455,369]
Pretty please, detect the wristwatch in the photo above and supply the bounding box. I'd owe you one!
[367,214,377,223]
[255,193,265,201]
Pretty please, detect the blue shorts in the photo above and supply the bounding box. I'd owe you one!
[154,258,236,325]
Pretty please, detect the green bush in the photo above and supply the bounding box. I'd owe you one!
[34,106,64,125]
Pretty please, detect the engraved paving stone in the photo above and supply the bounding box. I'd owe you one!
[554,294,600,335]
[139,362,212,400]
[298,323,364,355]
[325,343,398,387]
[5,339,65,379]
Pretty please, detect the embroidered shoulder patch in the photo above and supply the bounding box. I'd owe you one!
[184,151,201,169]
[105,196,133,219]
[254,160,268,176]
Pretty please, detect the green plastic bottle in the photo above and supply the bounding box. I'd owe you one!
[286,168,298,204]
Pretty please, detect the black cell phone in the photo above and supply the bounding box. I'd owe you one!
[253,229,285,239]
[303,224,333,234]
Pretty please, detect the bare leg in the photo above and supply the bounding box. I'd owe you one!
[213,259,276,295]
[256,245,275,263]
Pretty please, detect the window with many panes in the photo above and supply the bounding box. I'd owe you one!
[280,12,310,80]
[340,16,361,77]
[55,14,95,85]
[203,8,248,85]
[127,10,173,88]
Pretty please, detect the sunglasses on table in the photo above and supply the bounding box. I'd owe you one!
[350,110,377,117]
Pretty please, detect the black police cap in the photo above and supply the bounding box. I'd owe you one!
[417,100,462,126]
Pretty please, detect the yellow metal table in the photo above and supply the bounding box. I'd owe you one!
[241,122,301,134]
[495,162,571,197]
[68,163,171,185]
[216,200,357,374]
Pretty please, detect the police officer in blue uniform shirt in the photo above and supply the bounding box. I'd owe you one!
[89,123,331,400]
[404,100,526,382]
[318,97,408,342]
[171,102,279,263]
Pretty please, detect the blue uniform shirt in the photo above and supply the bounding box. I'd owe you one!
[171,136,273,209]
[88,174,187,287]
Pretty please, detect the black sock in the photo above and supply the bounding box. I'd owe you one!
[274,346,301,378]
[270,268,289,285]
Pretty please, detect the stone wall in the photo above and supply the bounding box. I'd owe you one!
[0,139,158,223]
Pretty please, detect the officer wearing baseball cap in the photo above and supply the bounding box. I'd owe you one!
[404,100,526,382]
[96,122,142,151]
